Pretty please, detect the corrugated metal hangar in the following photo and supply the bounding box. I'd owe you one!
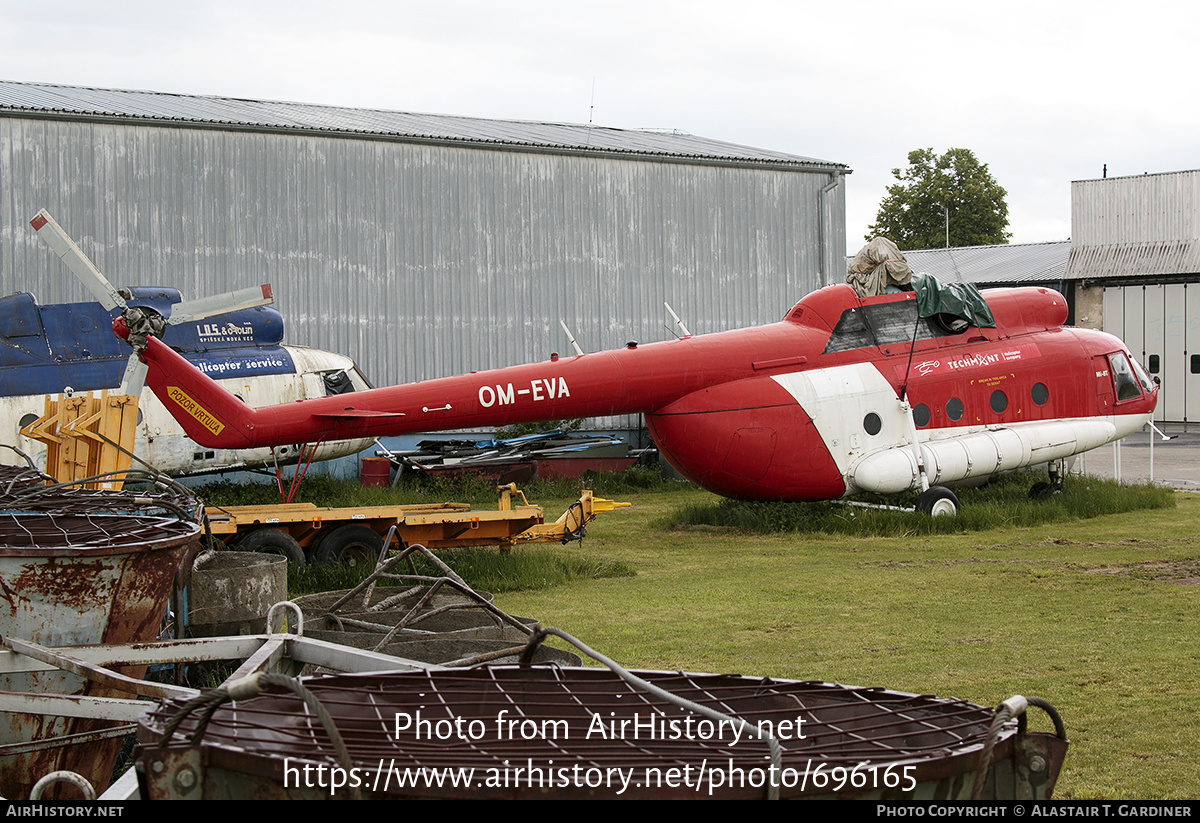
[1066,170,1200,426]
[0,80,849,433]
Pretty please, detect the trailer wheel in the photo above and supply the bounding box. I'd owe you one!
[313,525,383,567]
[235,528,306,567]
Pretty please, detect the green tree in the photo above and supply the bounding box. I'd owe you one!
[867,148,1011,250]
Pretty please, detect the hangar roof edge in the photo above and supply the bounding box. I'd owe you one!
[0,80,848,172]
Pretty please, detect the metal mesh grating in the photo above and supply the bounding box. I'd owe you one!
[140,668,1005,798]
[0,475,201,553]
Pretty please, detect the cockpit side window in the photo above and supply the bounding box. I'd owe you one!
[823,307,874,353]
[323,370,356,396]
[349,366,373,391]
[1108,352,1142,402]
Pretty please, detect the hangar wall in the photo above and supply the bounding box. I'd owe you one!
[1,112,845,431]
[1066,170,1200,426]
[1071,170,1200,256]
[1101,284,1200,426]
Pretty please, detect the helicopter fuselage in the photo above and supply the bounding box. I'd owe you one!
[129,282,1158,501]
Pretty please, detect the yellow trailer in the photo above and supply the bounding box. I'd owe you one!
[20,392,629,566]
[204,485,629,566]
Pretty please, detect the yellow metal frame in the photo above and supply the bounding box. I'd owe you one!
[505,487,631,545]
[19,391,139,489]
[206,484,629,551]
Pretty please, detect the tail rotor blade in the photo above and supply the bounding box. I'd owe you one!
[168,284,274,324]
[119,354,149,398]
[29,210,126,312]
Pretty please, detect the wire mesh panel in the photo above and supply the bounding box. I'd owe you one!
[138,667,1037,800]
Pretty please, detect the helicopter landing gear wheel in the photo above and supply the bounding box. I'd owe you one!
[234,528,306,567]
[1028,480,1063,500]
[313,525,384,567]
[917,486,959,517]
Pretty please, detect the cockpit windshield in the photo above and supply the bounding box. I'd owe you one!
[1108,352,1143,402]
[1129,356,1157,394]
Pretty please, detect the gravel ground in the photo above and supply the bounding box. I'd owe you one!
[1074,424,1200,489]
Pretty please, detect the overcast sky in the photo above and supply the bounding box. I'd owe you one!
[3,0,1195,256]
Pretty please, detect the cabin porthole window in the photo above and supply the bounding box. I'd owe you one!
[945,398,964,421]
[913,404,931,428]
[1031,383,1049,406]
[18,413,38,429]
[863,412,882,436]
[990,390,1008,413]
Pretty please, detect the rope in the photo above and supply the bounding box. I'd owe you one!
[155,672,362,800]
[520,627,783,800]
[970,695,1065,800]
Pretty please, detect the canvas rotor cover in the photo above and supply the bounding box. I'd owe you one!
[847,238,995,329]
[847,237,913,297]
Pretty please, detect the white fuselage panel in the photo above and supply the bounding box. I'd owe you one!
[771,363,1150,495]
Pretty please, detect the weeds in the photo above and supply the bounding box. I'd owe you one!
[196,465,694,510]
[665,474,1174,537]
[287,546,634,597]
[195,473,501,509]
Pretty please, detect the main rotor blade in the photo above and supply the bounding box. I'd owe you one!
[118,354,148,398]
[167,284,274,324]
[29,210,126,312]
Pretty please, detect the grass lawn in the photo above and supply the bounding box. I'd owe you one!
[493,487,1200,800]
[200,474,1198,798]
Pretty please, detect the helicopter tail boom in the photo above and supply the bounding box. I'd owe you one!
[132,328,740,449]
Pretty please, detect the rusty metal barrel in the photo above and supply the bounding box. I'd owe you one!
[0,481,201,799]
[359,456,392,487]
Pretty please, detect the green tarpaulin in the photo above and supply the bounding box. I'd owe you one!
[912,273,995,329]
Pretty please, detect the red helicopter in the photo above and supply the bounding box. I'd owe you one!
[33,213,1158,516]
